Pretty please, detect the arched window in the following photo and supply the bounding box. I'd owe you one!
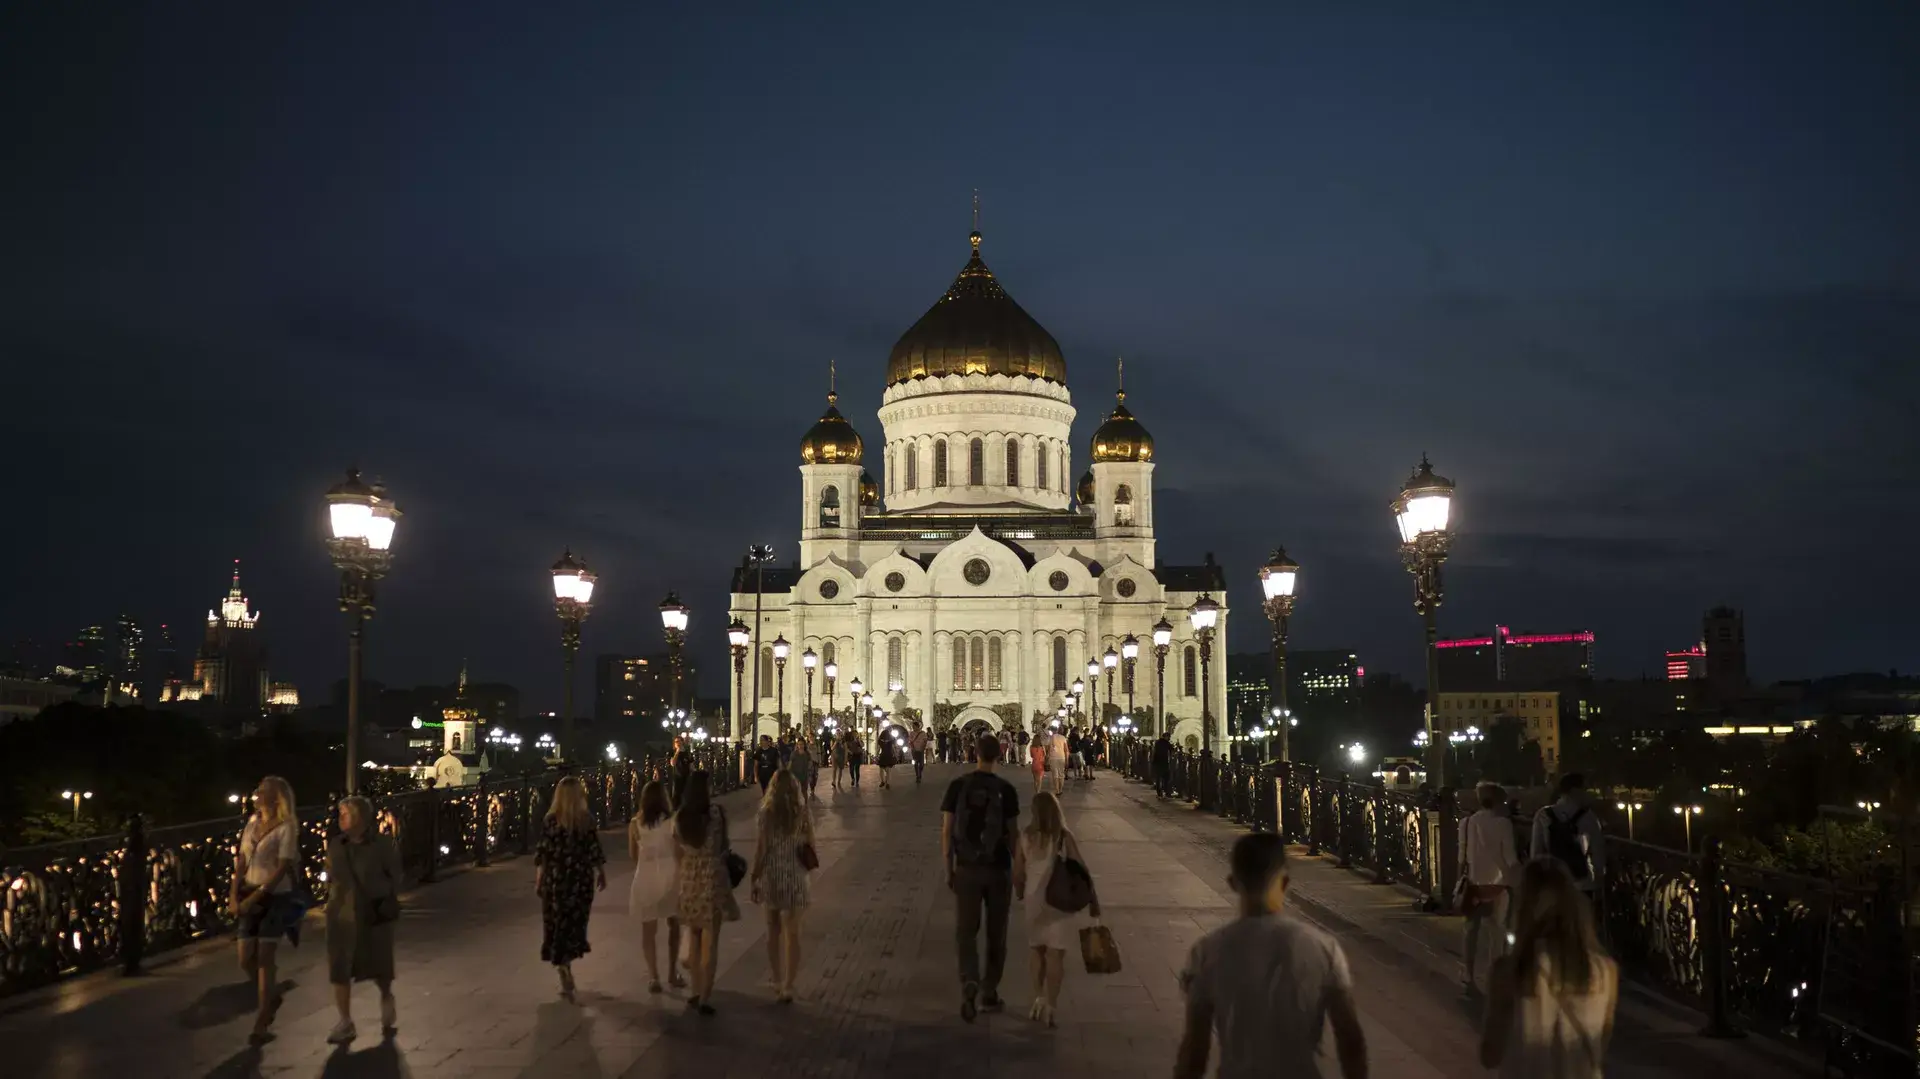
[969,438,984,486]
[988,637,1003,690]
[969,636,986,690]
[1113,483,1133,526]
[952,637,967,691]
[1183,646,1197,697]
[1005,439,1020,487]
[822,641,835,667]
[887,637,903,688]
[1052,636,1068,691]
[819,484,840,528]
[887,447,896,493]
[452,731,462,751]
[1036,442,1048,491]
[1058,447,1066,491]
[934,440,948,486]
[906,445,918,490]
[761,646,775,695]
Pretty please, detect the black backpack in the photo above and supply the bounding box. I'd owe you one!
[951,773,1008,868]
[1544,805,1592,882]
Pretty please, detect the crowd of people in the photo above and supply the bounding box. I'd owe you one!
[223,734,1618,1077]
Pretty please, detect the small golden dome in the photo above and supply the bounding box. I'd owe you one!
[885,230,1067,386]
[859,470,879,507]
[800,393,863,465]
[1076,469,1095,506]
[1089,393,1154,463]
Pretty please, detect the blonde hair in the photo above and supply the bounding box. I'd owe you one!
[1025,790,1066,843]
[760,769,805,835]
[254,775,296,832]
[1511,857,1605,995]
[545,776,595,833]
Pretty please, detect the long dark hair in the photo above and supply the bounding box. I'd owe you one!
[1510,857,1604,995]
[675,770,713,847]
[637,780,672,827]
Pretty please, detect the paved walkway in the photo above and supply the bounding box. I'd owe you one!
[0,762,1814,1078]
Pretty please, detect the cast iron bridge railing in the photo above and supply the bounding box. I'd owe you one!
[1112,737,1914,1077]
[0,742,749,997]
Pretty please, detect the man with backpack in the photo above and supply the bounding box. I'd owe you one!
[1529,772,1606,908]
[1151,731,1174,798]
[940,733,1025,1022]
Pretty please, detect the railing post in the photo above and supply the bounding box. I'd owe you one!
[118,812,147,976]
[473,773,490,868]
[1697,837,1744,1038]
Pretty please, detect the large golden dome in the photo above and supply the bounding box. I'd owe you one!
[799,393,863,464]
[1089,391,1154,463]
[886,231,1067,386]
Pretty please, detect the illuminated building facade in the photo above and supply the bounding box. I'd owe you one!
[193,560,268,714]
[1437,689,1564,774]
[1436,626,1594,687]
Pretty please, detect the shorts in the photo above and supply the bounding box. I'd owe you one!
[237,891,305,942]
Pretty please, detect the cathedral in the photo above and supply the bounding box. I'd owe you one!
[728,226,1229,753]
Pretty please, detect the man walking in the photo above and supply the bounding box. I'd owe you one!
[940,734,1024,1022]
[1151,731,1174,799]
[1458,782,1519,995]
[754,734,782,793]
[1530,772,1605,910]
[909,725,930,784]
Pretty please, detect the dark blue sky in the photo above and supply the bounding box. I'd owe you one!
[5,5,1916,707]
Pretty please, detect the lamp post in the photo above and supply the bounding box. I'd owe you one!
[1121,635,1139,719]
[1616,801,1644,840]
[801,647,817,728]
[745,545,776,737]
[550,549,597,763]
[860,689,875,756]
[1393,455,1455,788]
[824,660,838,723]
[1102,646,1118,723]
[659,592,690,714]
[1259,547,1299,763]
[728,619,750,739]
[1152,618,1173,737]
[59,789,92,823]
[1071,677,1085,725]
[324,467,401,794]
[772,635,790,733]
[1190,594,1220,755]
[1675,804,1704,852]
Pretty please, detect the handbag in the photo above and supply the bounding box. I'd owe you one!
[797,842,819,871]
[342,838,400,926]
[718,808,747,889]
[1079,923,1122,974]
[1044,838,1095,914]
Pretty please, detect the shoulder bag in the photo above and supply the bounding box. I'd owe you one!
[719,808,748,889]
[1044,835,1096,914]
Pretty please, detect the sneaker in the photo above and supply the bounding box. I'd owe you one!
[980,991,1005,1013]
[327,1018,357,1045]
[960,981,979,1023]
[379,994,397,1035]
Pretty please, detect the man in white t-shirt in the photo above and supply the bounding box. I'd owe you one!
[1458,782,1520,994]
[1176,834,1369,1079]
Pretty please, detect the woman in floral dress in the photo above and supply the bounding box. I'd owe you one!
[751,770,815,1002]
[674,771,739,1015]
[535,776,607,1001]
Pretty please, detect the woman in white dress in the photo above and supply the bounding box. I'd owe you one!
[1018,791,1097,1027]
[1480,858,1618,1078]
[1046,732,1068,795]
[627,781,683,993]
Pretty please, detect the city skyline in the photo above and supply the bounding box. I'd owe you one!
[4,7,1916,707]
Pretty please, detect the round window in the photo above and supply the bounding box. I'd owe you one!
[819,579,840,600]
[963,559,992,586]
[885,571,906,593]
[1048,571,1070,592]
[1115,578,1136,598]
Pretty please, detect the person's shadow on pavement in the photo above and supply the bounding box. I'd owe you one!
[319,1039,407,1079]
[179,978,295,1030]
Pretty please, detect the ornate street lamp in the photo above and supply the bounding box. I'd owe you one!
[1259,547,1299,763]
[1121,635,1140,719]
[1102,646,1118,721]
[1393,455,1455,787]
[551,549,597,762]
[325,467,401,794]
[659,592,690,715]
[860,689,875,756]
[772,635,790,732]
[1151,618,1173,738]
[727,618,750,739]
[1189,594,1220,755]
[801,647,817,728]
[744,545,776,735]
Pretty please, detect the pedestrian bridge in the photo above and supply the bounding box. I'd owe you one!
[0,760,1839,1078]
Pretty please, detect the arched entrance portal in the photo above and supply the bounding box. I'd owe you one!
[953,704,1001,761]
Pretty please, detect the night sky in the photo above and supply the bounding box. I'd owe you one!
[5,6,1916,709]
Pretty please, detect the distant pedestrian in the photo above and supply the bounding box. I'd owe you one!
[1480,858,1617,1078]
[670,736,693,806]
[1151,733,1173,798]
[847,733,865,789]
[755,735,782,792]
[790,737,817,798]
[1047,730,1068,795]
[1029,734,1047,790]
[941,734,1024,1023]
[910,726,930,783]
[1018,791,1098,1027]
[1458,782,1519,995]
[1175,834,1369,1079]
[232,775,302,1046]
[675,771,741,1016]
[1067,729,1086,780]
[831,732,849,790]
[877,732,899,788]
[324,794,399,1045]
[752,769,816,1002]
[1529,774,1604,910]
[535,776,608,1002]
[627,780,684,993]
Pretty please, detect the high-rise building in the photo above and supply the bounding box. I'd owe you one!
[194,560,268,714]
[113,614,144,701]
[60,625,108,688]
[1702,607,1747,691]
[1666,644,1706,682]
[1437,626,1593,688]
[1224,653,1270,738]
[1288,649,1362,712]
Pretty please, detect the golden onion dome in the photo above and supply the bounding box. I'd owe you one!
[799,392,863,465]
[859,470,879,507]
[886,230,1067,386]
[1089,390,1154,463]
[1076,469,1095,507]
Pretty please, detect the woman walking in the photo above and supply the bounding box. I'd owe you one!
[674,771,741,1015]
[232,775,303,1045]
[791,736,817,798]
[535,776,607,1002]
[1029,733,1047,791]
[1480,858,1618,1078]
[1019,791,1096,1027]
[324,795,400,1044]
[831,732,849,791]
[627,781,683,993]
[876,732,898,789]
[1046,731,1068,795]
[751,770,816,1002]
